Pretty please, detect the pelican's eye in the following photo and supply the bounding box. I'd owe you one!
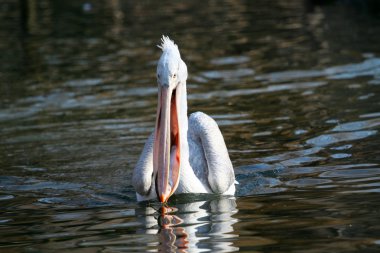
[173,73,177,78]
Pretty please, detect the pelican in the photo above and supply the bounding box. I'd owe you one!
[132,36,235,202]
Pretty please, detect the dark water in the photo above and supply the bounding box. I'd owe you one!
[1,0,380,252]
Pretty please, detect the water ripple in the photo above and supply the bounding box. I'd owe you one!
[326,58,380,80]
[331,118,380,132]
[64,78,103,87]
[257,147,323,163]
[360,112,380,118]
[330,153,352,159]
[190,81,327,100]
[306,130,377,147]
[0,176,84,192]
[255,57,380,83]
[320,168,380,179]
[201,68,255,80]
[286,178,332,187]
[210,56,250,65]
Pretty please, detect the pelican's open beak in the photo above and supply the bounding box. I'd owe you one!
[153,86,181,203]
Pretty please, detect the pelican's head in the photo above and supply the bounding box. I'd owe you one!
[154,36,187,203]
[156,36,187,89]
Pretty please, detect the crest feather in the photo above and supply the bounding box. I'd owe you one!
[157,35,178,53]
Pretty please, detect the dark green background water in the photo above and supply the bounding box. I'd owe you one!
[1,0,380,252]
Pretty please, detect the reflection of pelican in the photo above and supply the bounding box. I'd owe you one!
[136,197,238,252]
[133,36,236,202]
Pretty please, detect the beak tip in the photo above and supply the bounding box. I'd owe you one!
[159,194,169,203]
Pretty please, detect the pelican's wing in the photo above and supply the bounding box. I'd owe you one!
[132,132,154,196]
[188,112,235,194]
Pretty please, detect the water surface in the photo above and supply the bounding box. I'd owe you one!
[1,0,380,252]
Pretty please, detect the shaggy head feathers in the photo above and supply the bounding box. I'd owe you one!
[158,35,180,57]
[156,35,187,88]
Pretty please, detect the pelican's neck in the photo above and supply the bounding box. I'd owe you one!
[178,81,189,162]
[178,80,202,192]
[176,81,210,194]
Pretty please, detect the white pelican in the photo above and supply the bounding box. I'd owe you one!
[132,36,235,202]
